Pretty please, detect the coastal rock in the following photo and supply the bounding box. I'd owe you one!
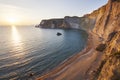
[56,32,62,36]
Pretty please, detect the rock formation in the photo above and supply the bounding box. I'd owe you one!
[39,19,64,28]
[84,0,120,79]
[93,0,120,40]
[37,16,96,31]
[97,31,120,80]
[92,0,120,79]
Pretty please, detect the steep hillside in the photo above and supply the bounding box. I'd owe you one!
[93,0,120,40]
[93,0,120,79]
[97,31,120,80]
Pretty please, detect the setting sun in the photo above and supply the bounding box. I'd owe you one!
[8,18,16,23]
[6,17,18,25]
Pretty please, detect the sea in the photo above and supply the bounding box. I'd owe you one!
[0,25,88,80]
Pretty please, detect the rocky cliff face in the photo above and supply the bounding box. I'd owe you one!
[39,19,64,28]
[93,0,120,80]
[37,15,96,31]
[93,0,120,40]
[97,31,120,80]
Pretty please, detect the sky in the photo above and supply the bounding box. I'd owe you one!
[0,0,108,25]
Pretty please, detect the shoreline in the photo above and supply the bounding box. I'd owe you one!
[36,32,102,80]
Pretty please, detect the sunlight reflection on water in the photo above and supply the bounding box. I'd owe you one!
[11,26,21,43]
[11,26,25,58]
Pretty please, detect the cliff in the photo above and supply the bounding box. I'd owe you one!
[92,0,120,79]
[93,0,120,40]
[97,31,120,80]
[37,0,120,80]
[39,19,65,28]
[84,0,120,79]
[37,15,96,31]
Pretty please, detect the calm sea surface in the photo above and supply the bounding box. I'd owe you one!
[0,26,88,80]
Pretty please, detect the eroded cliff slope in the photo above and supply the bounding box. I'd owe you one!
[93,0,120,40]
[93,0,120,80]
[97,31,120,80]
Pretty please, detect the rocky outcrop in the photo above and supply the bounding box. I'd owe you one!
[92,0,120,80]
[97,31,120,80]
[93,0,120,41]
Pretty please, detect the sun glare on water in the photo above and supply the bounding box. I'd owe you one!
[12,26,21,43]
[11,26,26,58]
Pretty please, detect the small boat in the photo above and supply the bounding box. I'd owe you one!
[57,32,62,36]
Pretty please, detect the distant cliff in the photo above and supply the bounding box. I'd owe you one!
[38,19,64,28]
[36,15,96,31]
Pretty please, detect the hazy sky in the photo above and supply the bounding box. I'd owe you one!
[0,0,108,25]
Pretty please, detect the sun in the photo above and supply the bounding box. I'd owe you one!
[7,17,17,25]
[9,18,16,23]
[5,16,19,25]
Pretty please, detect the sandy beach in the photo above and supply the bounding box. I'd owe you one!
[36,32,103,80]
